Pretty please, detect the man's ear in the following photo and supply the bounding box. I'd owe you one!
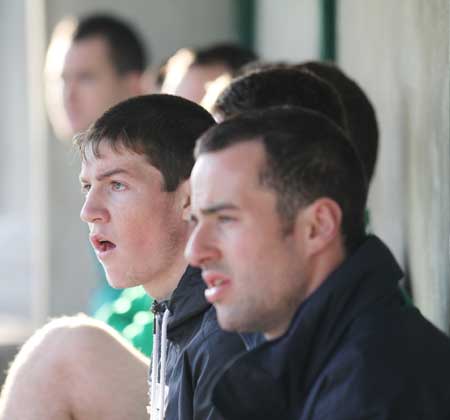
[177,179,191,221]
[295,198,342,257]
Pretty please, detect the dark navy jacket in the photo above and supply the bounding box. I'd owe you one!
[212,236,450,419]
[151,266,245,420]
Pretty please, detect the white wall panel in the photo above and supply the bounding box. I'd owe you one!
[255,0,320,62]
[339,0,450,331]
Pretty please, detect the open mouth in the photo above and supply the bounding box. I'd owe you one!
[202,271,231,303]
[97,240,116,252]
[90,235,117,256]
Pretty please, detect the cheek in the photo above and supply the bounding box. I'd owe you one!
[222,226,264,272]
[81,82,109,105]
[228,225,289,278]
[122,200,175,247]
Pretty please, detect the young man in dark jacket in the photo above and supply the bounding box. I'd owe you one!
[0,95,245,420]
[186,107,450,419]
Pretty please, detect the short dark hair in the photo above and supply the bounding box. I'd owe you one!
[213,67,347,131]
[192,43,258,76]
[235,60,290,77]
[195,107,368,252]
[75,94,215,191]
[296,61,379,182]
[73,14,148,75]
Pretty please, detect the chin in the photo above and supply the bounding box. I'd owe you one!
[105,271,139,289]
[217,306,258,334]
[105,278,126,289]
[216,310,241,333]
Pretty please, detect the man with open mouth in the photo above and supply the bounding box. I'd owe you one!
[0,94,245,420]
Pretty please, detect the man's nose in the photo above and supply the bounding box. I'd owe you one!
[80,191,110,224]
[185,224,220,268]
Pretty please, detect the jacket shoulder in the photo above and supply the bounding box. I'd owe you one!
[303,309,450,419]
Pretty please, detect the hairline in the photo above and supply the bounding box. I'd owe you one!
[72,34,128,76]
[74,33,144,77]
[196,131,358,246]
[196,135,314,233]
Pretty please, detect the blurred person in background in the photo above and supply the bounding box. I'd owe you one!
[222,60,379,186]
[211,66,346,127]
[62,13,149,134]
[296,61,378,185]
[161,42,257,105]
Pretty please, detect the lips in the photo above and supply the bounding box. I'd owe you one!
[90,234,117,259]
[202,271,231,304]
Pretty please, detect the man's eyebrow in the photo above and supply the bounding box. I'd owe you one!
[200,203,239,215]
[79,168,133,183]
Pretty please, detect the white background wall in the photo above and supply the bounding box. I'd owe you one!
[0,1,32,323]
[338,0,450,331]
[255,0,320,62]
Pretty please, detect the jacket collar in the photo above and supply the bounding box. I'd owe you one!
[164,265,210,333]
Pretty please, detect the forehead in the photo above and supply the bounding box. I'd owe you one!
[64,36,113,72]
[191,141,267,205]
[175,64,228,102]
[188,64,229,82]
[80,142,161,180]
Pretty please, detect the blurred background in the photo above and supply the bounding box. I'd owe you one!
[0,0,449,377]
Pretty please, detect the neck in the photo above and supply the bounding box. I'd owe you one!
[264,320,291,341]
[143,255,188,301]
[142,229,191,300]
[264,241,347,342]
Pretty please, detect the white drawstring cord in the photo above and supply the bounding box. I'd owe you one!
[158,308,171,420]
[150,313,160,419]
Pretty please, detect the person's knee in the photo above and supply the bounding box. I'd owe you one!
[0,315,103,415]
[46,315,150,419]
[1,315,149,420]
[6,315,126,381]
[39,315,149,386]
[32,314,145,372]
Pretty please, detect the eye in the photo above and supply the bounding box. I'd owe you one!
[217,215,236,223]
[189,214,198,227]
[112,181,126,191]
[80,184,91,195]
